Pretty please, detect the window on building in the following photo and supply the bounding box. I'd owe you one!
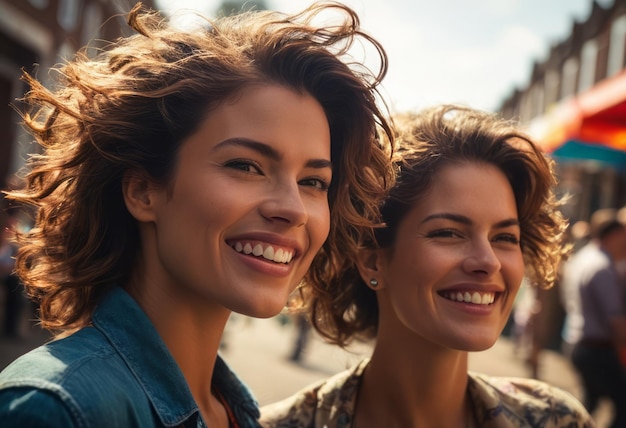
[57,42,75,65]
[58,0,80,32]
[561,57,579,99]
[544,70,559,109]
[579,39,598,92]
[520,85,540,123]
[28,0,49,8]
[81,3,103,46]
[608,14,626,76]
[529,82,545,118]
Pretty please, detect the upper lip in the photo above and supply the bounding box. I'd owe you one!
[438,283,505,294]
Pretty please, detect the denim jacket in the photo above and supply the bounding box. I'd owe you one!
[0,287,261,427]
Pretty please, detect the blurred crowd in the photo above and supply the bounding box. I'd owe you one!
[0,194,35,341]
[511,206,626,427]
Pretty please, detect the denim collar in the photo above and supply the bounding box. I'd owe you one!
[92,286,260,426]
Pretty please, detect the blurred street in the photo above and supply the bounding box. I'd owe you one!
[1,313,612,426]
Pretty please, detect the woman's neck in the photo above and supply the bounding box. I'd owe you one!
[354,339,471,428]
[126,278,232,425]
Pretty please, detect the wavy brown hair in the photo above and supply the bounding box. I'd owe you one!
[6,2,394,335]
[310,104,569,346]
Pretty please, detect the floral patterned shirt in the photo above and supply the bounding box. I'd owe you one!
[260,359,594,428]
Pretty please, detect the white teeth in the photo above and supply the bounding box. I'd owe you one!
[446,291,495,305]
[232,242,294,264]
[471,292,481,304]
[252,244,264,256]
[263,246,274,260]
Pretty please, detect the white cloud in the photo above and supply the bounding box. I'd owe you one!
[476,0,521,16]
[379,23,545,113]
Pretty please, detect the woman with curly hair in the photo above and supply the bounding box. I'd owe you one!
[0,2,394,426]
[261,105,594,427]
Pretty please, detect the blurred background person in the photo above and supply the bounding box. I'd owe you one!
[511,221,588,380]
[561,208,626,428]
[0,205,27,340]
[288,312,311,363]
[512,271,570,381]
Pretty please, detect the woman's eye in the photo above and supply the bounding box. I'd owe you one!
[224,159,263,175]
[494,234,520,245]
[300,177,330,192]
[426,229,460,239]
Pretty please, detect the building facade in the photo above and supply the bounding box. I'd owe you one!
[0,0,155,192]
[499,0,626,223]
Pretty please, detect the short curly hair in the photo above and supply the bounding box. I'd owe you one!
[6,2,395,335]
[310,104,569,347]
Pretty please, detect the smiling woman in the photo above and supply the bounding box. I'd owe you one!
[261,104,595,427]
[0,2,394,427]
[126,85,334,318]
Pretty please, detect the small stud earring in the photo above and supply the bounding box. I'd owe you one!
[369,278,379,288]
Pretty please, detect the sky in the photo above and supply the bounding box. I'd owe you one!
[154,0,611,114]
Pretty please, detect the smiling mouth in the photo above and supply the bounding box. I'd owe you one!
[440,291,497,305]
[231,241,295,264]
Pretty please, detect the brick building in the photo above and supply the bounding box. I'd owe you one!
[0,0,155,193]
[499,0,626,222]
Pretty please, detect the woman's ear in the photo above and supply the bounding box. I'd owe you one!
[356,248,386,290]
[122,170,160,223]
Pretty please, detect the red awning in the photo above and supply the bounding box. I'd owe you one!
[529,70,626,152]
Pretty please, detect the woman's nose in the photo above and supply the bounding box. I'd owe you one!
[462,239,501,276]
[259,182,308,227]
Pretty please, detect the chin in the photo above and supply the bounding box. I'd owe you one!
[464,341,497,352]
[451,335,499,352]
[235,298,287,319]
[247,307,283,319]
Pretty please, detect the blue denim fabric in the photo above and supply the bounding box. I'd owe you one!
[0,287,260,427]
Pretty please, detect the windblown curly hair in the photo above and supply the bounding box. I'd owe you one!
[6,1,395,335]
[310,104,569,347]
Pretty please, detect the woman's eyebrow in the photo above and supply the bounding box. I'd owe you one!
[421,213,520,228]
[494,218,521,229]
[214,137,332,169]
[421,213,471,225]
